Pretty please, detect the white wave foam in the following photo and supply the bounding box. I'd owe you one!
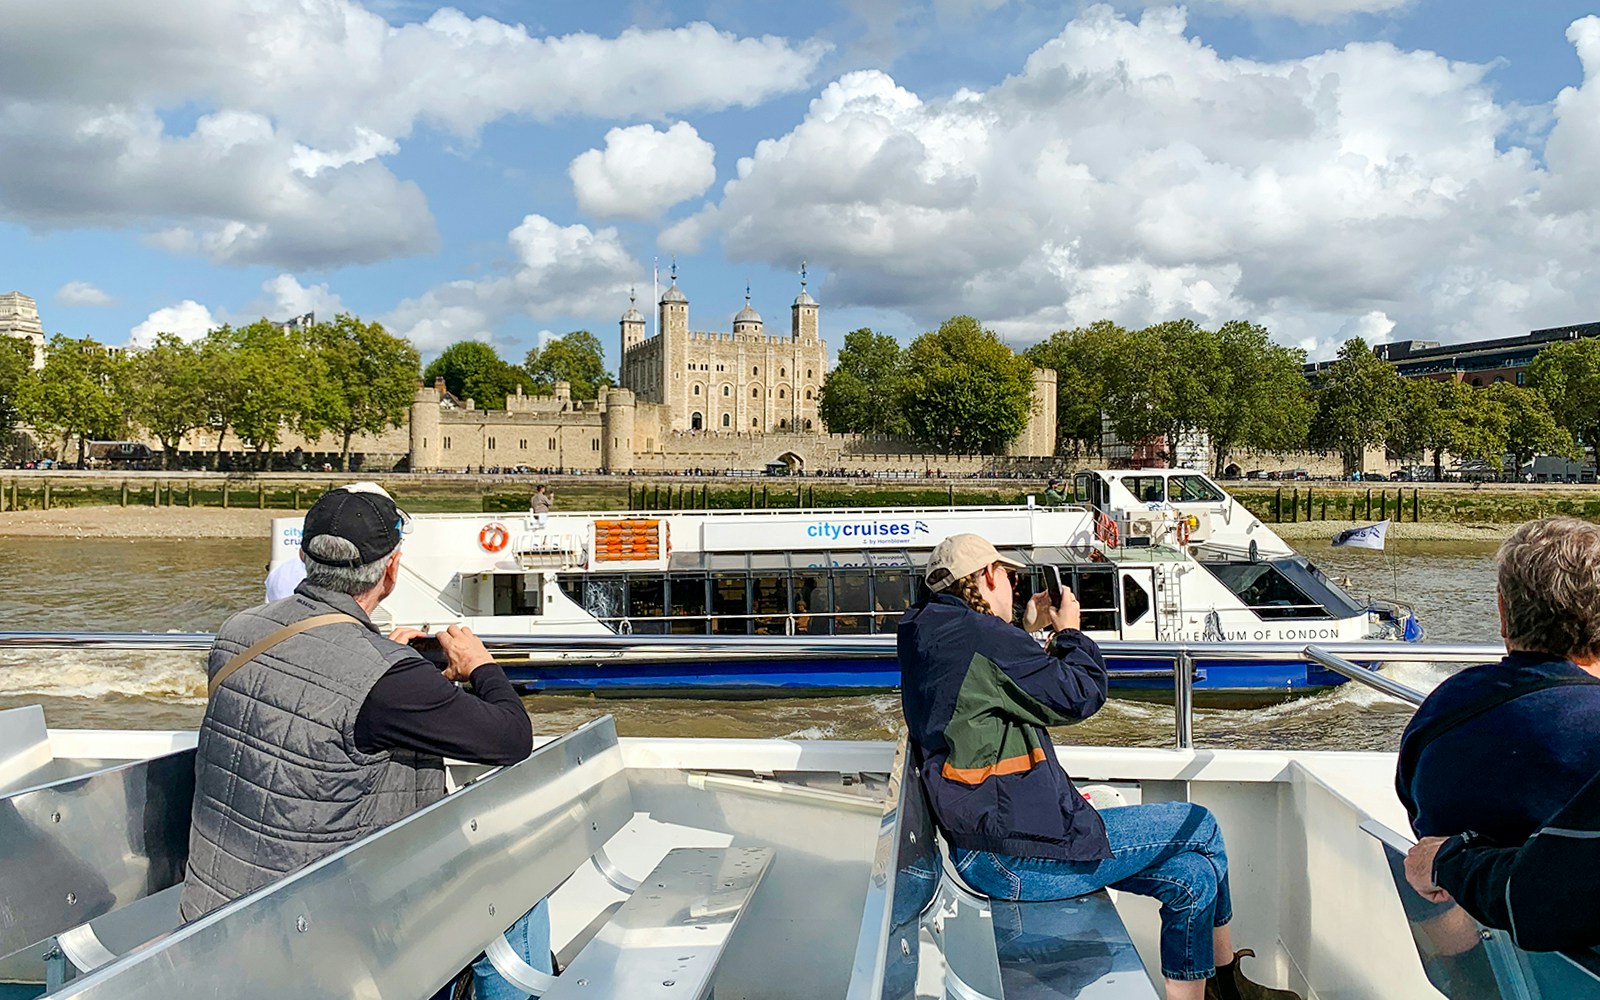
[0,651,207,703]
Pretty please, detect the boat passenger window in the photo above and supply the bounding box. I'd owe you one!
[1074,569,1117,632]
[751,574,792,634]
[1168,475,1225,503]
[1201,562,1333,620]
[1127,477,1166,504]
[491,574,543,616]
[795,572,831,635]
[584,576,626,623]
[1073,473,1093,505]
[711,573,750,635]
[833,569,874,635]
[1122,575,1151,626]
[874,569,912,632]
[558,576,584,607]
[628,576,667,634]
[668,574,708,634]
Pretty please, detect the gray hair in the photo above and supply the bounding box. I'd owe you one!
[1497,517,1600,660]
[302,535,399,596]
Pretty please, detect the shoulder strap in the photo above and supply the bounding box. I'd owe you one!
[209,613,364,698]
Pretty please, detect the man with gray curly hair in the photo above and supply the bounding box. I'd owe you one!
[1398,517,1600,875]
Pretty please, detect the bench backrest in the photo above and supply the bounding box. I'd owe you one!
[0,705,52,793]
[1361,819,1600,1000]
[53,716,632,1000]
[0,746,195,961]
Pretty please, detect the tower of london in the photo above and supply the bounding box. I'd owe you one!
[619,264,828,435]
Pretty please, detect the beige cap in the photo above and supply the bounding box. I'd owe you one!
[924,533,1024,593]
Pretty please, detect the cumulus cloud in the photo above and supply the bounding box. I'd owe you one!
[570,122,717,220]
[0,1,827,268]
[130,301,218,346]
[56,281,114,307]
[667,5,1600,348]
[383,215,639,352]
[249,274,346,322]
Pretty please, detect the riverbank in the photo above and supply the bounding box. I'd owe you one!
[1268,519,1514,542]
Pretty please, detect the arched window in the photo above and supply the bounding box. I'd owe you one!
[780,418,788,429]
[751,387,759,397]
[693,384,701,395]
[778,388,786,399]
[805,389,813,400]
[752,418,758,428]
[722,413,731,428]
[722,385,731,397]
[806,369,813,379]
[804,419,813,430]
[780,367,786,377]
[691,412,703,430]
[752,366,759,375]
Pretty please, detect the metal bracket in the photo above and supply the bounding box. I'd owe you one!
[591,846,643,894]
[485,934,559,997]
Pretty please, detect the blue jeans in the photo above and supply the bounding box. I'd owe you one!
[953,802,1231,981]
[471,898,552,1000]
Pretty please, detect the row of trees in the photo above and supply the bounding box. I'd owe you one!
[2,316,420,470]
[421,332,614,410]
[819,316,1589,477]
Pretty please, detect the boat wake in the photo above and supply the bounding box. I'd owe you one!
[0,650,207,703]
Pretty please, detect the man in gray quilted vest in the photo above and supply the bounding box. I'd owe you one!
[179,483,544,997]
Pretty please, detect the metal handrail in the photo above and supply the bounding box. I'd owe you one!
[1304,645,1427,707]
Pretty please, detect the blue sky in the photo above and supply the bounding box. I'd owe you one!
[4,0,1600,369]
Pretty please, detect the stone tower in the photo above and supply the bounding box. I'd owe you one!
[791,262,818,342]
[409,380,442,471]
[732,288,763,337]
[0,291,46,369]
[603,387,636,472]
[619,289,645,352]
[660,261,690,431]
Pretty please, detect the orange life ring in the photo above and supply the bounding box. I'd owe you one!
[479,521,510,552]
[1094,511,1120,548]
[1177,517,1192,545]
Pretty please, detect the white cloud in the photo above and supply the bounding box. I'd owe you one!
[1178,0,1413,22]
[668,5,1600,348]
[382,215,639,352]
[56,281,114,307]
[570,122,717,220]
[249,274,346,322]
[0,2,827,268]
[130,301,218,346]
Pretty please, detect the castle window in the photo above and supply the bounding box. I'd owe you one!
[592,439,600,451]
[692,412,703,430]
[807,369,813,379]
[487,437,496,450]
[693,384,701,395]
[722,413,731,428]
[805,419,813,430]
[780,367,786,377]
[752,418,758,428]
[751,387,759,397]
[780,419,788,429]
[549,437,556,449]
[752,366,758,375]
[805,389,813,399]
[778,388,786,399]
[443,437,452,450]
[722,385,731,397]
[519,439,527,449]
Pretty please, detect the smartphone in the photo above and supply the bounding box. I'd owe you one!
[1045,565,1064,608]
[408,635,448,669]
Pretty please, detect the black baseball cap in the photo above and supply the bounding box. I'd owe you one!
[301,485,410,568]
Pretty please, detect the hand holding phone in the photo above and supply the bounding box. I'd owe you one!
[1045,565,1064,608]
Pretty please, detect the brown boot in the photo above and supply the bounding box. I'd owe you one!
[1204,949,1304,1000]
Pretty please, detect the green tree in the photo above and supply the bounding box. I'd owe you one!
[897,316,1034,454]
[819,328,908,435]
[1308,337,1404,476]
[1101,320,1219,465]
[1024,321,1124,458]
[0,338,31,458]
[1386,378,1449,475]
[304,315,421,470]
[1195,321,1312,476]
[1528,339,1600,468]
[18,335,128,466]
[125,334,207,469]
[231,321,319,469]
[1488,381,1572,475]
[1440,381,1511,473]
[424,341,525,411]
[195,327,252,468]
[524,331,614,400]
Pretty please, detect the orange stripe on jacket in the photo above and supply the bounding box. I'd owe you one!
[941,746,1048,785]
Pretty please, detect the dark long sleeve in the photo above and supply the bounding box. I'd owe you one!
[355,658,533,767]
[1434,768,1600,952]
[992,623,1108,724]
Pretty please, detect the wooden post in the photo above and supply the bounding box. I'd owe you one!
[796,483,803,509]
[187,484,194,507]
[1380,490,1388,519]
[1274,487,1282,522]
[948,482,955,506]
[1413,487,1420,523]
[1289,487,1298,522]
[42,481,50,510]
[121,481,128,506]
[1320,495,1327,520]
[748,484,755,509]
[1365,488,1372,520]
[293,488,300,511]
[761,485,768,508]
[1305,486,1313,519]
[258,483,265,509]
[222,483,230,509]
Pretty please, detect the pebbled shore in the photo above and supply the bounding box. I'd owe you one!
[1267,519,1513,543]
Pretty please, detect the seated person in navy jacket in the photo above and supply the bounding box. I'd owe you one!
[1399,517,1600,848]
[899,534,1297,1000]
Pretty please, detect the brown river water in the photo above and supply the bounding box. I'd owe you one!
[0,537,1502,751]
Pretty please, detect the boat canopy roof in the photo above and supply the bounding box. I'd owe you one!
[655,545,1130,572]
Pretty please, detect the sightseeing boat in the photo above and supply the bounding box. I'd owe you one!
[267,469,1421,698]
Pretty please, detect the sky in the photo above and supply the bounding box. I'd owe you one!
[4,0,1600,370]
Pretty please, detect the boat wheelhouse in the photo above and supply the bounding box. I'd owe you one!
[267,469,1417,696]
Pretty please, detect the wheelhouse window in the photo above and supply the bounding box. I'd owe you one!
[1122,575,1151,626]
[1201,561,1334,620]
[1167,475,1225,503]
[1126,476,1166,504]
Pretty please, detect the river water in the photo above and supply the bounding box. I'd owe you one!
[0,537,1502,751]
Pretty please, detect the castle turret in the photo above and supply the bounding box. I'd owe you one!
[603,388,636,473]
[660,260,688,340]
[791,261,818,342]
[732,286,763,338]
[410,380,442,471]
[620,288,646,352]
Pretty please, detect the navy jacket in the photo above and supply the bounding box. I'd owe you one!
[899,592,1112,862]
[1397,652,1600,843]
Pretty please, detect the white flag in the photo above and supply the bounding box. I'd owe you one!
[1332,520,1389,550]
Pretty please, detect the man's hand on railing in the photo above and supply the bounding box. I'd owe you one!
[1405,836,1453,903]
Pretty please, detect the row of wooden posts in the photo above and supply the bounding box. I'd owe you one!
[624,481,963,511]
[1271,486,1423,523]
[0,480,307,512]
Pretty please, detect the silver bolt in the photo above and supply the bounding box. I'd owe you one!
[489,903,496,916]
[470,819,478,831]
[296,916,307,933]
[576,979,589,987]
[900,938,910,956]
[51,811,61,823]
[65,892,76,905]
[663,980,675,987]
[908,831,916,843]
